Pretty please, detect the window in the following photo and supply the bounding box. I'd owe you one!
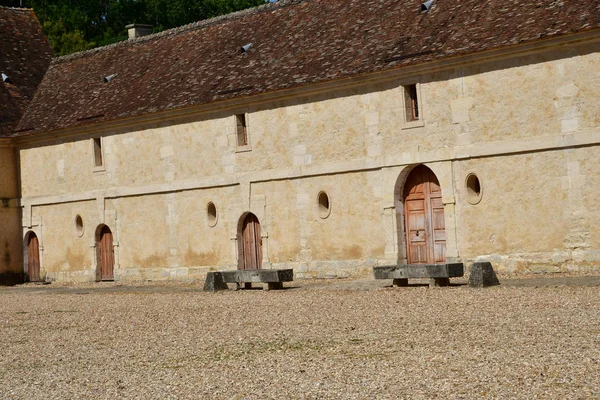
[402,83,424,129]
[93,137,104,168]
[317,191,331,219]
[404,84,419,122]
[236,114,248,147]
[465,173,483,205]
[75,215,84,237]
[206,202,218,227]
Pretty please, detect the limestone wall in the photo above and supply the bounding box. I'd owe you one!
[31,201,96,281]
[17,39,600,281]
[453,146,600,273]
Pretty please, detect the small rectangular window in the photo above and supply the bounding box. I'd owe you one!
[236,114,248,147]
[93,137,103,167]
[404,84,419,121]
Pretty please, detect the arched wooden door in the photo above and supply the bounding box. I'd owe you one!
[403,165,446,264]
[240,213,262,270]
[27,233,40,282]
[97,225,115,281]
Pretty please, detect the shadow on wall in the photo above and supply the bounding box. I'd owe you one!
[1,239,23,285]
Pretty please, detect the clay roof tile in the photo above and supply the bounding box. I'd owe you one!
[0,6,53,137]
[16,0,600,137]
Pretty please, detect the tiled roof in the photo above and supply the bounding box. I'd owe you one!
[0,6,52,137]
[18,0,600,137]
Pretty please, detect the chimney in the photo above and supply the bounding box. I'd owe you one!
[125,24,153,40]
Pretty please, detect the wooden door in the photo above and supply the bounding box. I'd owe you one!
[240,214,262,270]
[404,165,446,264]
[27,233,40,282]
[99,226,115,280]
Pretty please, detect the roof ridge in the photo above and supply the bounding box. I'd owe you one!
[0,5,33,11]
[51,0,308,64]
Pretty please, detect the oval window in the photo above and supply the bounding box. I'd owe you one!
[207,202,218,227]
[466,173,483,205]
[75,214,85,237]
[317,191,331,219]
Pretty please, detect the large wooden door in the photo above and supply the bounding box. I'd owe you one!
[99,226,115,281]
[27,233,40,282]
[403,165,446,264]
[240,213,262,270]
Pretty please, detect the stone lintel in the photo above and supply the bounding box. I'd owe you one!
[373,263,464,279]
[220,269,294,283]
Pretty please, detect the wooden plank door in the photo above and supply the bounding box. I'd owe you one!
[27,233,40,282]
[404,165,446,264]
[429,178,447,263]
[241,214,262,270]
[99,226,114,280]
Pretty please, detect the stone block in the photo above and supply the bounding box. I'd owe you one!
[469,262,500,288]
[220,269,293,284]
[450,97,474,124]
[203,272,229,292]
[373,263,464,280]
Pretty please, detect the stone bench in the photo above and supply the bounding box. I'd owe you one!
[203,269,294,292]
[373,263,464,288]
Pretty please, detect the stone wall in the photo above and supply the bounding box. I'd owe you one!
[454,147,600,273]
[16,39,600,282]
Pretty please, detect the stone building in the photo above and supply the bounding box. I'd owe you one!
[5,0,600,283]
[0,6,52,283]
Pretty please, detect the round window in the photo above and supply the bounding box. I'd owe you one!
[75,215,85,237]
[466,173,483,205]
[317,191,331,219]
[206,202,218,227]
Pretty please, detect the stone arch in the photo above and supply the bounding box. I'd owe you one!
[236,212,262,270]
[394,163,449,264]
[393,164,420,263]
[95,224,115,281]
[23,231,41,282]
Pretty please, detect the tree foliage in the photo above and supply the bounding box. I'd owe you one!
[1,0,265,55]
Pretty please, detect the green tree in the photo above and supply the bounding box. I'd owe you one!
[43,19,93,54]
[0,0,24,6]
[142,0,264,31]
[1,0,265,56]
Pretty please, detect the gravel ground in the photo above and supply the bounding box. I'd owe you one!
[1,277,599,399]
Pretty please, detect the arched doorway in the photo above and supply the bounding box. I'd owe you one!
[238,213,262,270]
[402,165,446,264]
[96,225,114,281]
[25,232,40,282]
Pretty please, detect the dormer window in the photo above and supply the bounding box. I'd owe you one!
[103,74,117,83]
[241,43,253,53]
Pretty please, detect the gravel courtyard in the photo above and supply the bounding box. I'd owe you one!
[1,276,599,399]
